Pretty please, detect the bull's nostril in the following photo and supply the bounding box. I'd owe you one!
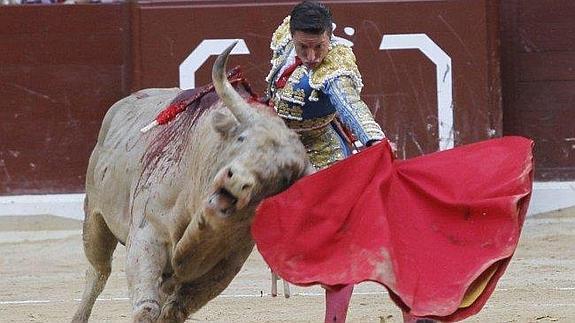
[227,169,233,178]
[241,184,251,191]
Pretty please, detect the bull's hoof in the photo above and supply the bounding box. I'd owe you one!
[70,312,89,323]
[133,299,160,323]
[159,275,176,303]
[159,299,188,323]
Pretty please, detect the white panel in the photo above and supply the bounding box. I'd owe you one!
[380,34,454,150]
[179,39,250,90]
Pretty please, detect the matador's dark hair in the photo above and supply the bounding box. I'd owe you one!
[289,1,333,36]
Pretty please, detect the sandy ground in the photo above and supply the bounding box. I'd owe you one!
[0,208,574,323]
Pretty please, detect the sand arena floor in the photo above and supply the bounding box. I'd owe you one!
[0,207,574,322]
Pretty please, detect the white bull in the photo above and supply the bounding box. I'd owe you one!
[72,42,311,322]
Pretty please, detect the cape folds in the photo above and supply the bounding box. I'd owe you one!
[252,137,534,321]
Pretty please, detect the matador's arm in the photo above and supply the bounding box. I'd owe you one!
[325,76,385,146]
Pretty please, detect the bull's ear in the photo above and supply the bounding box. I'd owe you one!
[212,110,239,137]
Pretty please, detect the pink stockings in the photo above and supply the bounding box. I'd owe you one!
[323,284,438,323]
[324,284,354,323]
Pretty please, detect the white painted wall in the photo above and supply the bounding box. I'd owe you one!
[529,182,575,215]
[1,182,573,220]
[0,193,85,220]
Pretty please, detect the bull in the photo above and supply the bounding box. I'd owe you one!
[72,42,312,322]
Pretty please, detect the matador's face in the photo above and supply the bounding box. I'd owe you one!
[292,31,330,69]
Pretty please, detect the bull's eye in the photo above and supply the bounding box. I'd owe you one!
[237,135,246,142]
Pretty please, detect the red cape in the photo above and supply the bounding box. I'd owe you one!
[252,137,533,321]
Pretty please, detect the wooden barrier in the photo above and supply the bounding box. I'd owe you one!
[0,4,130,194]
[3,0,543,194]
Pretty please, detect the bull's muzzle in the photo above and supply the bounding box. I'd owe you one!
[206,164,255,217]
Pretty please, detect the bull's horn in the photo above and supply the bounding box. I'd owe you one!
[212,41,251,123]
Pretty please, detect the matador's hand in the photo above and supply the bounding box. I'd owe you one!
[366,139,397,156]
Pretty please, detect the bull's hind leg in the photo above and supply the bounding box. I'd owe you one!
[72,210,118,323]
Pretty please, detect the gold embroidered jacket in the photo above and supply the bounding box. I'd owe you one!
[266,16,385,169]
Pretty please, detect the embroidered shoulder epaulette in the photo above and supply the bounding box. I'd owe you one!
[266,16,293,84]
[309,44,364,92]
[270,16,291,52]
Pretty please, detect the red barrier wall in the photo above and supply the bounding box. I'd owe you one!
[501,0,575,180]
[2,0,569,194]
[131,0,501,160]
[0,4,131,194]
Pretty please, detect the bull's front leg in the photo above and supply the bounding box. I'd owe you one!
[126,225,168,323]
[159,240,254,322]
